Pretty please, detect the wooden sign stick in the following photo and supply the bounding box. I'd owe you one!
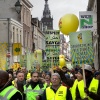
[82,64,86,87]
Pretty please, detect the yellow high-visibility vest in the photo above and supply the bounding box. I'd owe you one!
[88,78,99,100]
[0,86,21,100]
[70,78,99,100]
[70,79,78,100]
[24,83,47,100]
[46,86,67,100]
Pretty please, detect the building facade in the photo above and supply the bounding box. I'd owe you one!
[0,0,33,54]
[21,0,33,54]
[60,34,70,61]
[31,18,45,51]
[87,0,99,69]
[0,0,33,68]
[97,0,100,69]
[0,18,23,68]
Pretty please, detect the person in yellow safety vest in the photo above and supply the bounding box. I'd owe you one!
[42,73,72,100]
[24,71,47,100]
[0,70,22,100]
[56,64,100,100]
[84,76,100,100]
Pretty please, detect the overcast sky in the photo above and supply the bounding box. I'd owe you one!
[30,0,89,41]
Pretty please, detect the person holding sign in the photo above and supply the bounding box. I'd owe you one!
[56,64,100,100]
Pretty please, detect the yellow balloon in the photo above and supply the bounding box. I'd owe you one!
[59,58,66,67]
[58,14,79,35]
[59,55,65,59]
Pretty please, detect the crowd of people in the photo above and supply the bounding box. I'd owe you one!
[0,64,100,100]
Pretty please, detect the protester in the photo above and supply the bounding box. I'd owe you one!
[62,66,68,74]
[15,71,26,99]
[45,72,51,86]
[42,73,72,100]
[13,71,17,79]
[8,71,13,81]
[0,70,22,100]
[21,67,27,80]
[24,71,47,100]
[41,71,46,79]
[94,71,100,80]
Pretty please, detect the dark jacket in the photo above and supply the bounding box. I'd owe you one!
[16,80,26,100]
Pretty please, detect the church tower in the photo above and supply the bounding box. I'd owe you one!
[41,0,53,30]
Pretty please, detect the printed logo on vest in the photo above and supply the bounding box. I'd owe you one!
[58,91,63,96]
[58,91,63,94]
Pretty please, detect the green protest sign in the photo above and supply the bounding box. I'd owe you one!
[69,30,94,65]
[80,15,93,28]
[42,30,60,69]
[79,11,94,31]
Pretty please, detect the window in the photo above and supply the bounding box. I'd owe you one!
[27,32,30,48]
[24,8,26,24]
[25,31,27,47]
[23,8,25,22]
[13,27,15,43]
[20,30,21,44]
[16,29,19,43]
[26,10,28,25]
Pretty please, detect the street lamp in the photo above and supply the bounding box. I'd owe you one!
[15,0,22,14]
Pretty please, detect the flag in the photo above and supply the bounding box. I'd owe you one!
[13,43,22,56]
[0,43,8,70]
